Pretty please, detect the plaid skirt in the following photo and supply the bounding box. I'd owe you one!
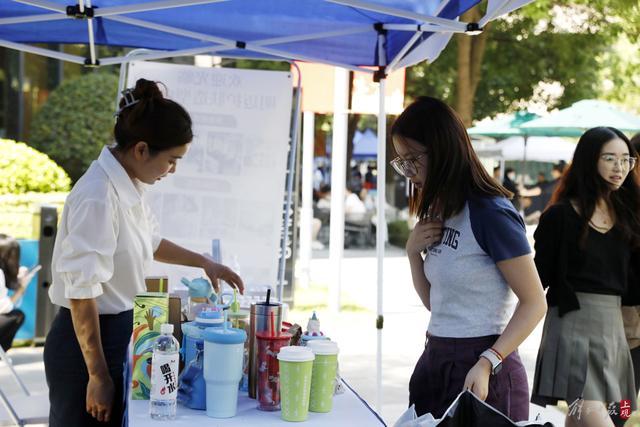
[409,334,529,421]
[531,292,637,411]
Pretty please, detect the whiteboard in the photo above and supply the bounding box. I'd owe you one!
[126,61,293,292]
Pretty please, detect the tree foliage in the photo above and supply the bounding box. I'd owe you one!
[405,0,640,123]
[29,72,118,182]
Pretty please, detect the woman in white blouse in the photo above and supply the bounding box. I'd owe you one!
[44,79,244,427]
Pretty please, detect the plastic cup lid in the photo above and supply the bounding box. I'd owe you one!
[227,309,249,318]
[307,340,339,355]
[195,310,223,326]
[203,326,247,344]
[182,322,205,339]
[277,346,315,362]
[256,331,292,341]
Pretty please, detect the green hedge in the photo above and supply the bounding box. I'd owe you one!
[388,220,410,249]
[0,139,71,194]
[0,192,67,239]
[29,72,118,182]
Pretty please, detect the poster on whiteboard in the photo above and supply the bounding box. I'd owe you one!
[126,61,293,292]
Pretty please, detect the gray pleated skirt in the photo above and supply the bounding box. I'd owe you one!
[531,292,637,410]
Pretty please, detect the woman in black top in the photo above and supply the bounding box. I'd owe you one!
[531,127,640,427]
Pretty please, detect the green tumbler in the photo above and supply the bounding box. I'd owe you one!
[278,346,315,422]
[307,340,339,413]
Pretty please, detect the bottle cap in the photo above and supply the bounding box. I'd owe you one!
[160,323,174,334]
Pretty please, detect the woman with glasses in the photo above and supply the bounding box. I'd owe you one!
[392,97,547,421]
[531,127,640,427]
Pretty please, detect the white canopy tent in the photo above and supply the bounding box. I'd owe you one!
[474,136,576,162]
[0,0,535,412]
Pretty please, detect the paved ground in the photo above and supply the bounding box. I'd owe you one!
[0,247,566,426]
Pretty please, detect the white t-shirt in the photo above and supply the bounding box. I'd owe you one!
[0,270,14,314]
[49,146,162,314]
[425,195,531,338]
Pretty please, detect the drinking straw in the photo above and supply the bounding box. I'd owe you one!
[266,288,271,305]
[231,288,240,313]
[270,311,275,338]
[159,277,164,293]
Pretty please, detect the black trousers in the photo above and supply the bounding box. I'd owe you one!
[44,307,132,427]
[0,309,25,351]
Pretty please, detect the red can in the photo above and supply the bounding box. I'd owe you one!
[256,331,292,411]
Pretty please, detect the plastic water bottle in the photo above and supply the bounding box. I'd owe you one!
[150,324,180,420]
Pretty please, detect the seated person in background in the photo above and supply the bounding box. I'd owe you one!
[345,186,367,222]
[0,234,29,352]
[316,184,332,210]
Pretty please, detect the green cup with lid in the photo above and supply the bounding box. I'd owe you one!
[277,346,315,422]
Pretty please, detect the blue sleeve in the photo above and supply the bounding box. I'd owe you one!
[469,196,531,263]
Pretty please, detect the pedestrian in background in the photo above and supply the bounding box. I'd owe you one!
[531,127,640,427]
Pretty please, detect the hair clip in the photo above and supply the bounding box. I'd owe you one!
[114,88,140,117]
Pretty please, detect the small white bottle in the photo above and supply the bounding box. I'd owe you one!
[150,324,180,420]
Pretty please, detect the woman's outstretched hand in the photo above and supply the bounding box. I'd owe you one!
[202,258,245,294]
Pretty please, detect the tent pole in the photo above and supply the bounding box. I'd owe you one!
[277,63,302,302]
[375,26,387,415]
[84,0,98,65]
[376,75,386,414]
[298,111,315,289]
[325,0,467,31]
[0,39,85,64]
[328,67,350,313]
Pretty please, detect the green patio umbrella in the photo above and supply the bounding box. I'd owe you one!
[468,111,540,138]
[520,100,640,137]
[468,111,540,183]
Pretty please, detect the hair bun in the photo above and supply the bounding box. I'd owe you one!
[132,78,164,101]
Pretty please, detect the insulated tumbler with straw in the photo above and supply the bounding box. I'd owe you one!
[256,312,292,411]
[249,289,282,399]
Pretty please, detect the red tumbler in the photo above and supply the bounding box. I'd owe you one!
[256,331,292,411]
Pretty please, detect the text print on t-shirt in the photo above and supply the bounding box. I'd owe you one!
[429,227,461,255]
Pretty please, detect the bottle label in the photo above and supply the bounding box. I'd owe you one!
[150,353,179,401]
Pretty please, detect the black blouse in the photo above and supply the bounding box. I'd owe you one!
[534,201,640,316]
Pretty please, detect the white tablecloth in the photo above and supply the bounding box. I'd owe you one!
[129,380,386,426]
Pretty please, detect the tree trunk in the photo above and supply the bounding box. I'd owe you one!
[455,6,490,127]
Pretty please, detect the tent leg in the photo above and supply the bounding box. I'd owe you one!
[277,64,302,302]
[328,67,349,313]
[298,111,315,289]
[376,76,386,414]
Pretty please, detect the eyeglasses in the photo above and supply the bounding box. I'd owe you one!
[390,153,427,178]
[599,154,637,170]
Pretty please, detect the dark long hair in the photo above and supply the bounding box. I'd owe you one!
[550,126,640,248]
[114,78,193,153]
[391,96,511,220]
[0,234,20,290]
[632,133,640,185]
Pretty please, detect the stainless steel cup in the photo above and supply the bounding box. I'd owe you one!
[248,301,282,398]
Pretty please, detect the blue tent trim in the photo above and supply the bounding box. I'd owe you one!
[0,0,487,69]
